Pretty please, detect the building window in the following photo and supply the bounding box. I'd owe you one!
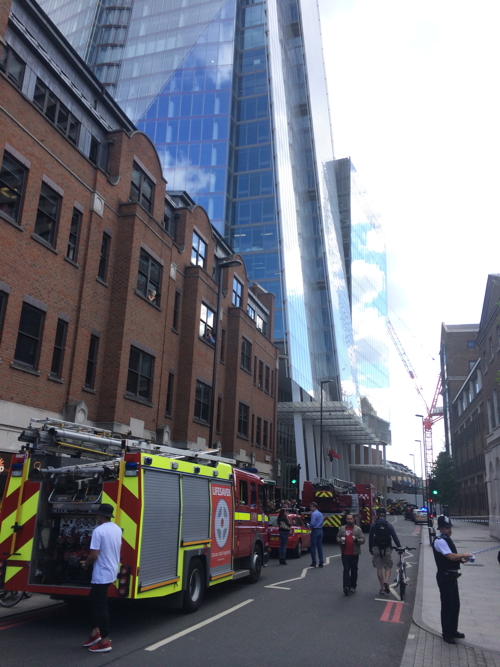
[0,43,26,89]
[467,340,476,348]
[489,337,494,360]
[483,351,487,372]
[265,365,270,392]
[130,162,154,213]
[164,203,177,238]
[251,414,255,442]
[14,303,45,369]
[0,152,26,223]
[216,396,222,432]
[256,416,262,446]
[34,183,61,247]
[166,372,174,416]
[263,420,268,448]
[137,249,161,306]
[191,231,207,268]
[98,232,111,281]
[220,329,226,361]
[66,208,82,261]
[241,338,251,371]
[258,360,263,388]
[50,319,67,378]
[253,355,257,384]
[271,370,274,396]
[238,403,249,437]
[84,334,99,389]
[126,346,154,401]
[256,314,267,336]
[0,291,7,343]
[247,304,255,320]
[232,277,243,307]
[172,290,180,331]
[33,78,80,145]
[200,303,215,340]
[89,136,101,165]
[194,380,211,423]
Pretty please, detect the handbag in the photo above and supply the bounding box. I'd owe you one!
[279,521,290,531]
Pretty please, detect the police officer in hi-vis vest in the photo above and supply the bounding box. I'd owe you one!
[432,515,472,644]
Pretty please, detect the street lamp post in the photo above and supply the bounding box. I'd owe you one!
[415,412,427,506]
[208,259,242,450]
[409,453,417,507]
[319,379,334,479]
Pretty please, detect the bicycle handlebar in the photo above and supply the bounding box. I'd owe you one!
[392,546,416,551]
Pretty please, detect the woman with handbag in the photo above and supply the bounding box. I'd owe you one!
[278,508,291,564]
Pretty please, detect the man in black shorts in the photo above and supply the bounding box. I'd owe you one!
[369,507,401,595]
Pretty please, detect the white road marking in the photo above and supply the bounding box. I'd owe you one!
[145,599,254,651]
[375,597,404,604]
[265,554,340,589]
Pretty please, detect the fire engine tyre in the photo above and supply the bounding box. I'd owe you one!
[247,544,263,584]
[183,558,205,613]
[291,539,302,559]
[0,591,23,607]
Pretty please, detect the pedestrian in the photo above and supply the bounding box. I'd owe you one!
[432,515,472,644]
[337,514,365,595]
[81,504,122,653]
[309,502,324,568]
[205,328,215,345]
[277,508,291,564]
[369,507,401,595]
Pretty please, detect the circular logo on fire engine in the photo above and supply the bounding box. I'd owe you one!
[215,499,230,548]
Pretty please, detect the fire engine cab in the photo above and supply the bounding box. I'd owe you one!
[0,419,269,612]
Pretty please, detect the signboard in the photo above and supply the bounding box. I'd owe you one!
[210,483,233,572]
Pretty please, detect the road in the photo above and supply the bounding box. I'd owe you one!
[0,517,423,667]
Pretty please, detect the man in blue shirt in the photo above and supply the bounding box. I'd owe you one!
[309,502,324,568]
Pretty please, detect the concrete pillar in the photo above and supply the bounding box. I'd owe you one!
[304,421,317,480]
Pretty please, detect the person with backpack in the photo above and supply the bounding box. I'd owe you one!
[369,507,401,595]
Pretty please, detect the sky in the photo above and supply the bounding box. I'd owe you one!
[319,0,500,476]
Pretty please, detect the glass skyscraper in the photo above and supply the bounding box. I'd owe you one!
[39,0,382,479]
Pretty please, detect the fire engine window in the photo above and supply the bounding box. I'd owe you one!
[293,517,302,527]
[239,480,248,505]
[258,484,265,510]
[250,482,257,507]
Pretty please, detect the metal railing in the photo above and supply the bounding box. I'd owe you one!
[450,516,489,524]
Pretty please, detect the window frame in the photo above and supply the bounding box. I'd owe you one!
[84,334,100,389]
[166,372,174,416]
[126,345,154,402]
[34,182,61,247]
[172,290,181,331]
[256,416,262,446]
[164,203,177,238]
[50,318,68,379]
[33,78,80,145]
[0,291,7,343]
[137,248,162,307]
[199,302,215,340]
[130,161,154,213]
[191,231,207,268]
[14,302,45,370]
[0,43,26,89]
[66,207,82,262]
[98,232,111,281]
[241,337,252,372]
[0,152,27,224]
[232,277,243,307]
[194,380,211,423]
[238,402,249,437]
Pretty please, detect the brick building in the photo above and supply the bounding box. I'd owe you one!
[439,276,500,521]
[0,0,278,500]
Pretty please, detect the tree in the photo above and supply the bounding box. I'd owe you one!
[430,452,458,506]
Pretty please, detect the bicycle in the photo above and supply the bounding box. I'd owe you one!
[393,546,416,601]
[0,590,33,608]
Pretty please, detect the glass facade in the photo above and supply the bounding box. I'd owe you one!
[335,158,390,422]
[40,0,360,410]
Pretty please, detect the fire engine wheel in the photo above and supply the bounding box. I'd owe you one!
[247,544,263,584]
[183,558,205,613]
[0,591,23,607]
[292,539,302,559]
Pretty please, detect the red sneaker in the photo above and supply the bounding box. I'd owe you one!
[88,639,112,653]
[83,634,101,647]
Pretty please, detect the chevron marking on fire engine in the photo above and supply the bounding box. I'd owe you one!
[265,554,341,589]
[101,491,137,549]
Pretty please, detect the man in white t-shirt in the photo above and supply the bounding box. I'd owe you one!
[81,504,122,653]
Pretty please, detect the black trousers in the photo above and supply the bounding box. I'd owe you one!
[341,554,359,590]
[436,572,460,638]
[89,583,112,639]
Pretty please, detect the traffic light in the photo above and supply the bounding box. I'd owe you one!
[429,477,439,497]
[290,463,301,487]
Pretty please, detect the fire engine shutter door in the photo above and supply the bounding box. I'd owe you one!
[140,469,180,587]
[182,477,210,542]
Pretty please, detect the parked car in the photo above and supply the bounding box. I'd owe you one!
[413,509,429,524]
[268,512,311,558]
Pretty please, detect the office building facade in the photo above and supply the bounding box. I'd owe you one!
[40,0,382,481]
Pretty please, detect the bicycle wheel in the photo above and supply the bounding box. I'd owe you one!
[0,590,23,607]
[399,564,406,600]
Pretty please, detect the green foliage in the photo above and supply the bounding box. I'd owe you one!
[430,452,458,505]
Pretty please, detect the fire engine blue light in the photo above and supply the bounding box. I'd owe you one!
[125,461,139,477]
[11,463,23,476]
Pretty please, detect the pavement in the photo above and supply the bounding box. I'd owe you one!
[401,520,500,667]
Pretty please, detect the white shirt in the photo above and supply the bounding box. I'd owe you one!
[433,534,452,556]
[90,521,122,584]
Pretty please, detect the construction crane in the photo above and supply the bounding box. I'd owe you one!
[387,319,443,485]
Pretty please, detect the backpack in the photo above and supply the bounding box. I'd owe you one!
[374,520,392,550]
